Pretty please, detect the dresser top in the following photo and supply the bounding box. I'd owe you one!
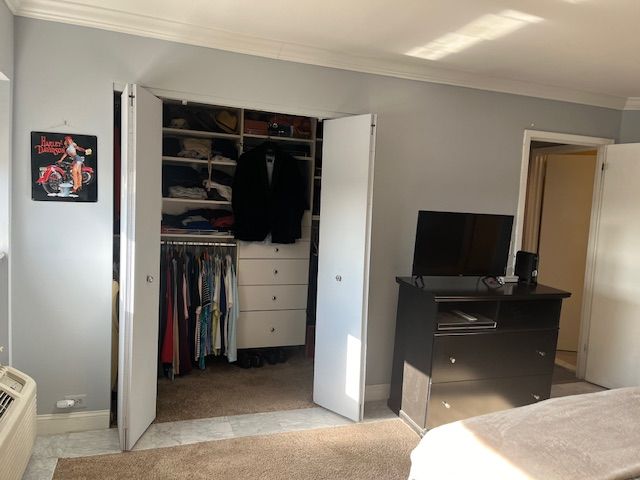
[396,276,571,302]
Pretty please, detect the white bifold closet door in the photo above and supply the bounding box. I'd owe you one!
[314,114,377,421]
[585,143,640,388]
[118,84,162,450]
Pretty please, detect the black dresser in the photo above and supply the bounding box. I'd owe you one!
[388,277,570,434]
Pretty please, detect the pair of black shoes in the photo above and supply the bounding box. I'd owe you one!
[237,348,288,369]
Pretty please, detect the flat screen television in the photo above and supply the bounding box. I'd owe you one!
[412,211,514,277]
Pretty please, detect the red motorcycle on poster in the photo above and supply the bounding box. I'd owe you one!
[32,132,98,202]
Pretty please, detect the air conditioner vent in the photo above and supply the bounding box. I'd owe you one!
[0,391,14,420]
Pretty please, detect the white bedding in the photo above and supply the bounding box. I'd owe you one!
[408,387,640,480]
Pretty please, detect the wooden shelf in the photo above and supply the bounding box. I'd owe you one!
[243,133,314,144]
[162,156,237,166]
[293,156,313,161]
[162,198,231,206]
[163,127,241,140]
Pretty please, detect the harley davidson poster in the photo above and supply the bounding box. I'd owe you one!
[31,132,98,202]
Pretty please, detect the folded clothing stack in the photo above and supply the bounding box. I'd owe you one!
[163,164,234,202]
[163,137,238,161]
[162,209,234,234]
[168,186,208,200]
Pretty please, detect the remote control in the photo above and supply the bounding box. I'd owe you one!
[452,310,478,322]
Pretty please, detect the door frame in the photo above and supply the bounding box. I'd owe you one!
[514,130,614,379]
[111,83,376,429]
[0,73,11,365]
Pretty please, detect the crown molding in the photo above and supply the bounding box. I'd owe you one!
[3,0,21,14]
[12,0,633,110]
[624,97,640,111]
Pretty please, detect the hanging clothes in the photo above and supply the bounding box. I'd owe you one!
[232,141,307,243]
[158,244,239,377]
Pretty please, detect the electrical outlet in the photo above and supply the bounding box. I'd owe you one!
[64,394,87,408]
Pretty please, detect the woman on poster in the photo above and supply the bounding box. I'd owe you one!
[57,135,92,192]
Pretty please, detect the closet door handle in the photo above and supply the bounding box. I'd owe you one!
[449,356,456,364]
[273,269,279,275]
[335,275,342,282]
[272,296,277,301]
[536,350,546,357]
[146,275,154,284]
[270,327,276,333]
[274,247,280,253]
[442,401,451,409]
[531,394,541,401]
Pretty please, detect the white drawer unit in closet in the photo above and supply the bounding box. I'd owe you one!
[239,285,309,311]
[236,310,307,348]
[238,241,310,260]
[238,259,310,285]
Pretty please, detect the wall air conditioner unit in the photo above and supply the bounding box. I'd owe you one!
[0,366,37,480]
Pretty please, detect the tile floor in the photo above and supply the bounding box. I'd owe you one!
[23,401,395,480]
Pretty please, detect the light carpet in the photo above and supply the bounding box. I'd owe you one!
[156,349,314,423]
[53,419,420,480]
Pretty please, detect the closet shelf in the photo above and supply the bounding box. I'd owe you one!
[243,133,314,144]
[293,156,313,162]
[161,233,235,241]
[162,156,237,167]
[162,197,231,206]
[163,127,241,140]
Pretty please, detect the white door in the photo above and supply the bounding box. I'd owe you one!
[585,143,640,388]
[314,114,376,421]
[118,84,162,450]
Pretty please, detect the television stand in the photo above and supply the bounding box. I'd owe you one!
[388,276,570,434]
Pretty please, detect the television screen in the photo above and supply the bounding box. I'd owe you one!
[412,211,514,277]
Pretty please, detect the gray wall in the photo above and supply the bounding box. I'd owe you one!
[619,111,640,143]
[0,1,13,365]
[12,17,624,414]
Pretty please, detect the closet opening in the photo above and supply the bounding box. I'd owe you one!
[113,93,324,425]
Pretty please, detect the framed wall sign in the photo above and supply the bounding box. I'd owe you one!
[31,131,98,202]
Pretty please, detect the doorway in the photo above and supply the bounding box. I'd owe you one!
[515,131,613,381]
[113,84,377,450]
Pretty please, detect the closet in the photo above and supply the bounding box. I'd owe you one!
[117,84,376,450]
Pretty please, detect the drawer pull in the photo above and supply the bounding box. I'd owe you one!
[272,296,277,301]
[442,401,451,409]
[336,275,342,282]
[449,356,456,364]
[536,350,546,357]
[270,327,276,333]
[273,269,279,275]
[532,394,541,401]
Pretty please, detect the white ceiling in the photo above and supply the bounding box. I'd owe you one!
[6,0,640,109]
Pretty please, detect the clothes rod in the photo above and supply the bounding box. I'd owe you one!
[161,240,237,247]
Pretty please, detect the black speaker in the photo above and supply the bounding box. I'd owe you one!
[515,251,538,285]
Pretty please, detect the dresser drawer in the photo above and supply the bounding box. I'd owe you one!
[238,241,310,260]
[236,310,307,348]
[432,330,557,383]
[239,285,309,311]
[238,259,309,285]
[426,375,551,429]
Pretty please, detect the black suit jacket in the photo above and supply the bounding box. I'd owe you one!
[232,142,307,243]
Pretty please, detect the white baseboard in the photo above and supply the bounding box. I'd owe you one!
[37,410,110,435]
[365,383,390,402]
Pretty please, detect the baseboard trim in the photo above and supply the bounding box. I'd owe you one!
[364,383,390,402]
[37,410,110,435]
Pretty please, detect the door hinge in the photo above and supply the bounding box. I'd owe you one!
[601,162,606,172]
[129,93,135,107]
[370,123,376,136]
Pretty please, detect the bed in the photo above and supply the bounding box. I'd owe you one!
[408,387,640,480]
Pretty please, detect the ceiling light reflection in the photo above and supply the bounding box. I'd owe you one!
[407,10,543,61]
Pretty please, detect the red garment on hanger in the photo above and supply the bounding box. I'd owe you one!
[160,263,174,363]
